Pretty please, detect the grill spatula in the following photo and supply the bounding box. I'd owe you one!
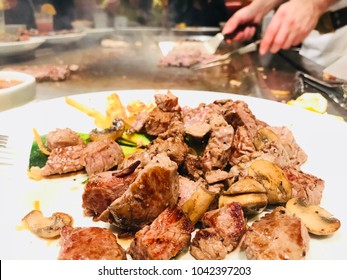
[203,24,258,54]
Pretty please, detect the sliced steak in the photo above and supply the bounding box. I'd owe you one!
[242,207,310,260]
[127,206,194,260]
[45,128,85,150]
[82,139,124,176]
[190,202,247,260]
[98,154,179,231]
[41,144,85,176]
[82,171,137,218]
[58,226,126,260]
[283,166,324,205]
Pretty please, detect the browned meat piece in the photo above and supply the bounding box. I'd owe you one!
[177,175,200,207]
[127,206,194,260]
[46,128,85,151]
[3,65,75,82]
[205,169,231,184]
[159,41,217,68]
[82,171,137,218]
[190,202,247,260]
[182,104,213,138]
[144,107,181,136]
[98,154,179,231]
[283,166,324,205]
[190,228,227,260]
[230,126,256,166]
[154,92,181,112]
[182,154,203,180]
[128,111,149,133]
[269,126,307,166]
[221,100,266,136]
[201,125,234,171]
[147,135,188,166]
[41,144,85,176]
[147,119,189,166]
[82,139,124,176]
[242,207,310,260]
[58,226,126,260]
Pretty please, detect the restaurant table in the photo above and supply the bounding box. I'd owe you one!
[1,30,346,120]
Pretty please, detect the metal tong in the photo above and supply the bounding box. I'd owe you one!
[192,40,261,70]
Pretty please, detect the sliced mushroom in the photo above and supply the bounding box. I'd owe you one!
[219,193,268,216]
[286,197,341,235]
[22,210,73,239]
[253,127,279,151]
[248,159,291,204]
[181,185,215,224]
[219,178,268,215]
[90,118,125,142]
[223,177,266,195]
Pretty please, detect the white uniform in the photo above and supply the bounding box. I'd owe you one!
[299,0,347,68]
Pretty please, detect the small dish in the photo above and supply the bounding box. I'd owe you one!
[0,71,36,111]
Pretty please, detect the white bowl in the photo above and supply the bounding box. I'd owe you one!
[0,71,36,111]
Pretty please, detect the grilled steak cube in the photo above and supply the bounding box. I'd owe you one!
[82,139,124,176]
[98,154,179,231]
[82,171,137,218]
[58,226,126,260]
[283,166,324,205]
[242,206,310,260]
[46,128,85,150]
[190,202,246,260]
[128,206,194,260]
[41,144,86,176]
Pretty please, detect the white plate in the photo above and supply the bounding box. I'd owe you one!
[0,38,45,56]
[0,89,346,260]
[36,32,86,45]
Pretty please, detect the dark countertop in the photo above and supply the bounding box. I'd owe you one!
[1,30,346,119]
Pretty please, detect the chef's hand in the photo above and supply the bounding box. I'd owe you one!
[222,0,281,42]
[259,0,322,55]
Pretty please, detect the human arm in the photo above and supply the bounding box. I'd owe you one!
[222,0,339,55]
[222,0,284,42]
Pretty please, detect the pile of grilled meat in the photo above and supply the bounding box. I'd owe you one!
[33,92,330,260]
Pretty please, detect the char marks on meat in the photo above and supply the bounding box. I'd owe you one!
[82,139,124,176]
[242,207,310,260]
[190,202,247,260]
[98,154,179,231]
[58,226,126,260]
[127,206,194,260]
[283,166,324,205]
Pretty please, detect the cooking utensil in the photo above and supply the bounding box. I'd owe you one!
[193,40,261,70]
[279,50,346,87]
[203,24,258,54]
